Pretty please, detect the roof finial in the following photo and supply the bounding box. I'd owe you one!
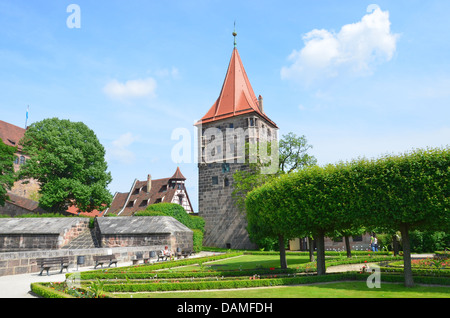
[233,21,237,48]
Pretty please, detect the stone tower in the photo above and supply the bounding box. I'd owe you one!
[195,41,278,249]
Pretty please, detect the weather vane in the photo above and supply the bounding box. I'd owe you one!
[233,21,237,48]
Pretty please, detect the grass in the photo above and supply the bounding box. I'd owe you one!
[114,281,450,298]
[174,254,312,271]
[32,251,450,298]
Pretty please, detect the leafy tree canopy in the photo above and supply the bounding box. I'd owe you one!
[19,118,112,213]
[0,139,16,206]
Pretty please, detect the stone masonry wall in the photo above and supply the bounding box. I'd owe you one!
[0,246,165,277]
[0,219,89,251]
[197,113,278,250]
[100,233,171,248]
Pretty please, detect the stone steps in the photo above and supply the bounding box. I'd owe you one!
[62,228,99,249]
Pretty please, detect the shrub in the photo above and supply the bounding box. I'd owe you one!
[135,203,206,250]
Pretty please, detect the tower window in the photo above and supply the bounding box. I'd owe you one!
[222,163,230,173]
[19,156,26,165]
[212,176,218,185]
[224,177,229,187]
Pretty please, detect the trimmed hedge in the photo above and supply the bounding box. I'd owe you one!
[99,273,450,293]
[30,283,75,298]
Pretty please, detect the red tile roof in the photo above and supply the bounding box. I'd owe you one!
[105,167,193,216]
[66,205,104,217]
[5,191,47,214]
[171,166,186,180]
[196,48,277,128]
[0,120,26,151]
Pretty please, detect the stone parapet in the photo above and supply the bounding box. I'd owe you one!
[0,246,164,277]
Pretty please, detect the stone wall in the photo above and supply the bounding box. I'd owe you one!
[100,233,171,248]
[197,113,278,250]
[0,216,194,276]
[0,218,89,251]
[0,246,164,277]
[95,216,193,252]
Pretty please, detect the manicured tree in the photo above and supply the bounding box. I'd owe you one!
[0,139,16,206]
[18,118,113,213]
[247,164,358,274]
[354,148,450,287]
[234,134,316,259]
[245,174,305,269]
[290,163,359,274]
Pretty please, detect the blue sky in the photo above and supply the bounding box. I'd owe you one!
[1,1,450,212]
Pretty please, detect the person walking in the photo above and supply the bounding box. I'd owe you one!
[371,234,378,252]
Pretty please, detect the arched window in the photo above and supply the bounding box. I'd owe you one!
[19,156,26,165]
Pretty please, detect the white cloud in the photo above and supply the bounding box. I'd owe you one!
[103,77,157,100]
[281,6,400,84]
[107,132,139,164]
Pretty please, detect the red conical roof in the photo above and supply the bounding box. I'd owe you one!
[170,166,186,180]
[196,48,277,128]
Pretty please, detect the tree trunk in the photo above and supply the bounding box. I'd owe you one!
[308,237,315,262]
[399,223,414,287]
[392,233,399,256]
[344,236,352,258]
[315,233,326,275]
[278,235,287,269]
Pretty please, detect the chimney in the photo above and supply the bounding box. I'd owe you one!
[147,174,152,193]
[258,95,264,113]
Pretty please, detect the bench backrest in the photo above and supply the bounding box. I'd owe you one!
[94,255,115,261]
[36,257,69,265]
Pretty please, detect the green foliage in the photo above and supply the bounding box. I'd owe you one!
[278,132,317,174]
[18,118,112,213]
[409,230,449,253]
[135,203,205,251]
[192,229,203,253]
[0,139,16,206]
[246,146,450,282]
[33,252,449,298]
[30,282,75,298]
[136,203,205,233]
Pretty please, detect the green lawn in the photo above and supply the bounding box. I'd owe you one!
[115,281,450,298]
[173,254,312,271]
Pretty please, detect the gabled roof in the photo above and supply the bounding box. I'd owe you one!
[195,48,277,128]
[4,191,47,214]
[105,167,193,216]
[0,120,26,151]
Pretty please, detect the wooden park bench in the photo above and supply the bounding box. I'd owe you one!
[181,250,193,258]
[93,255,118,269]
[36,257,70,276]
[132,252,150,265]
[157,250,169,262]
[175,250,193,259]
